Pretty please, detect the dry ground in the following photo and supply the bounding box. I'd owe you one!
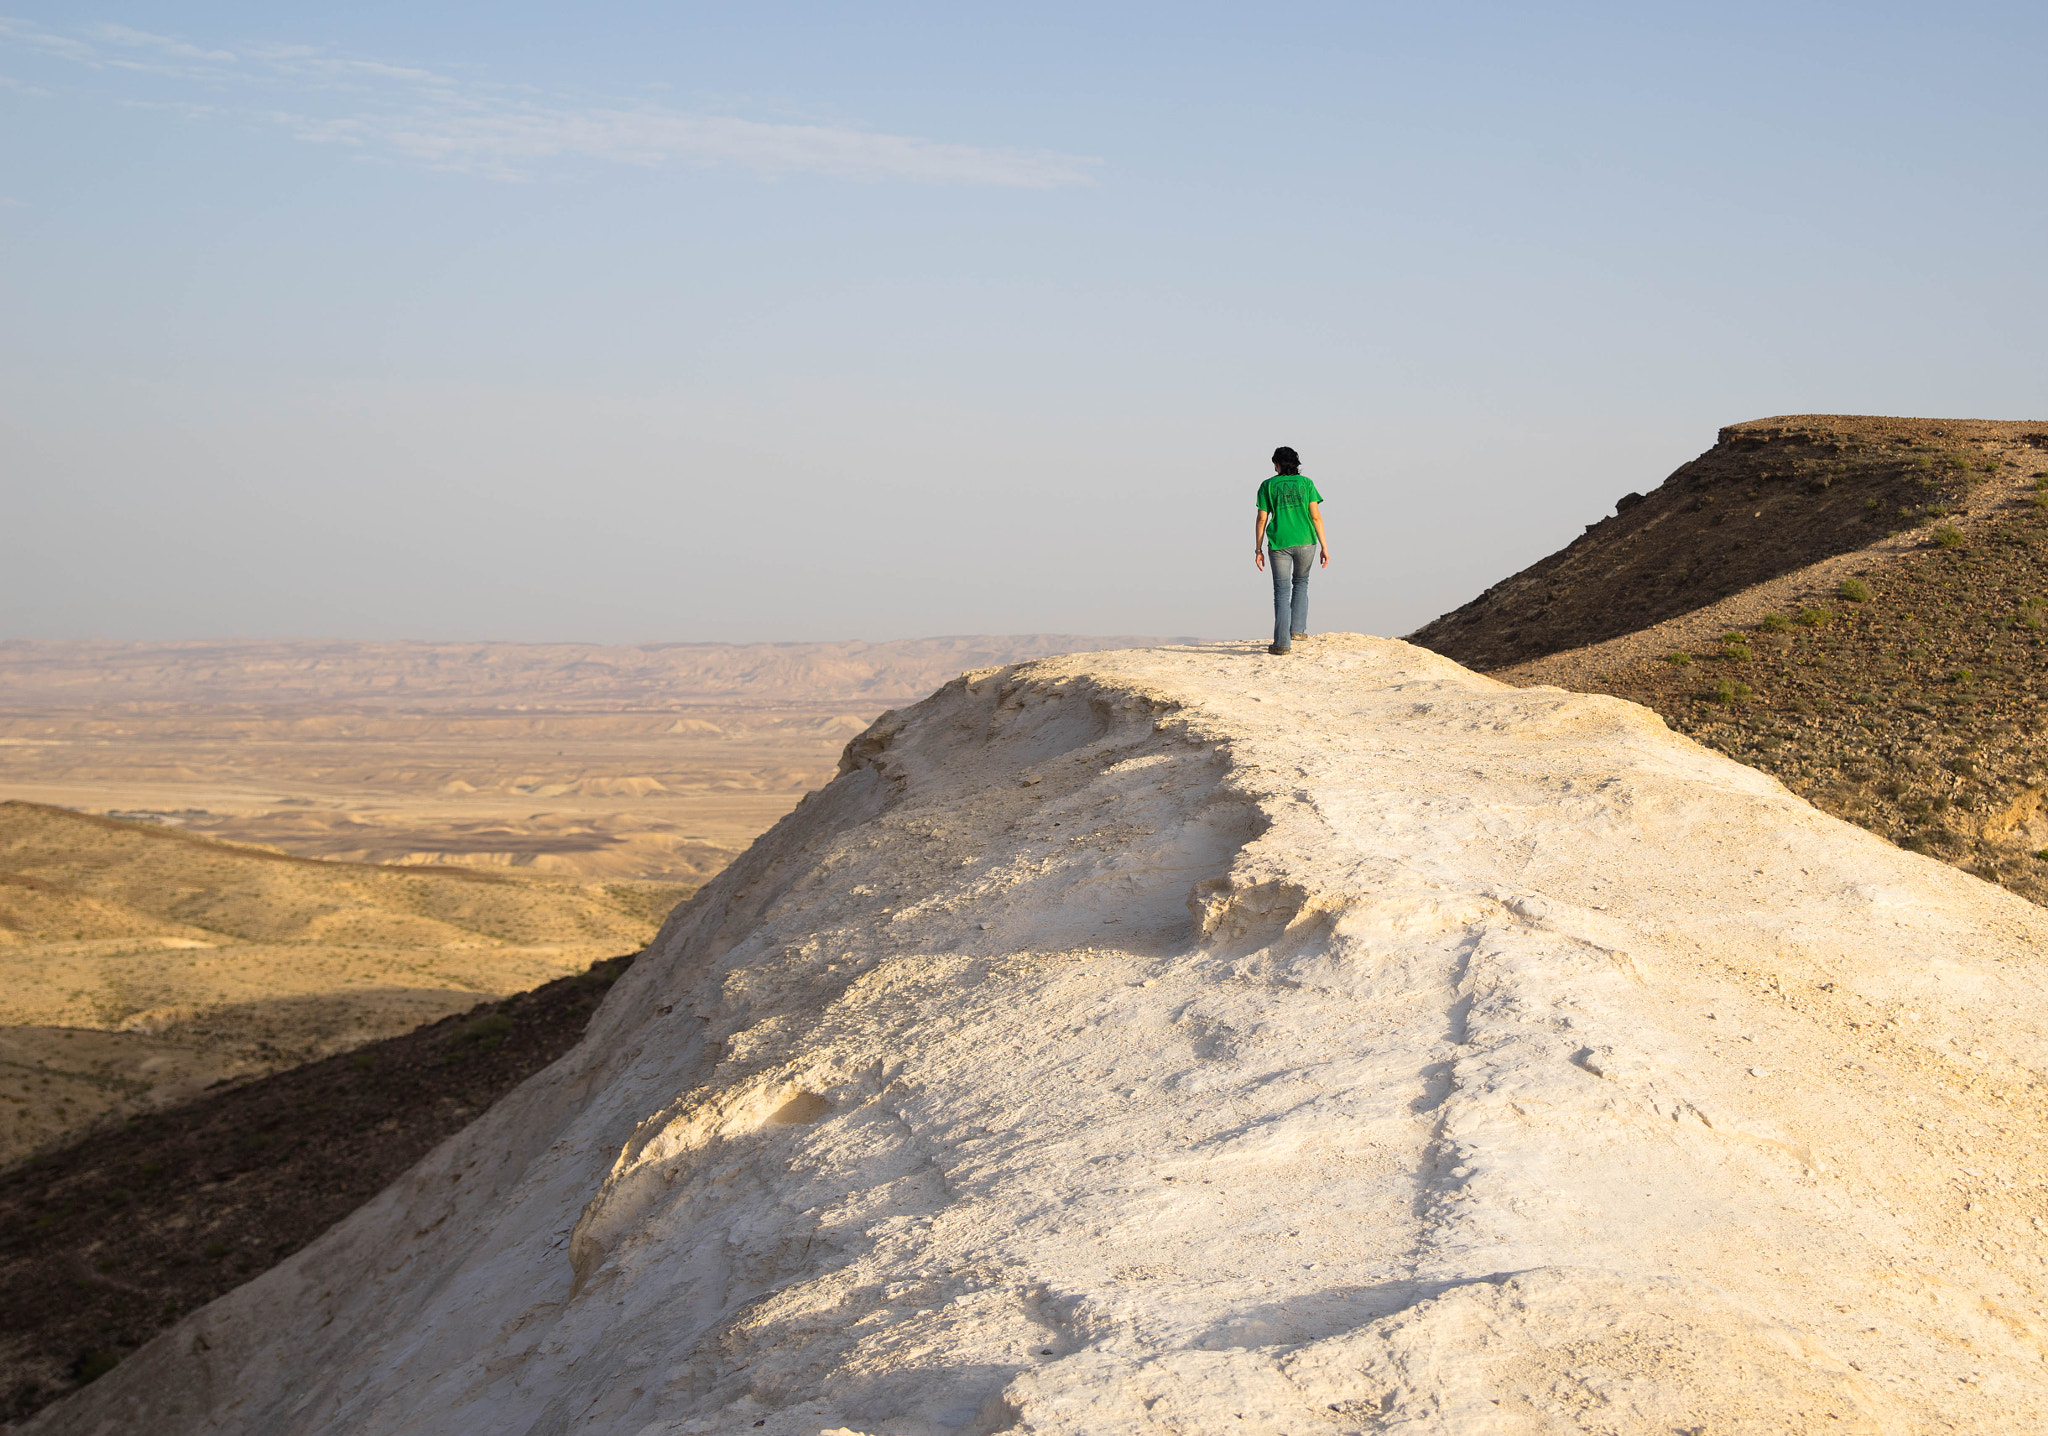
[0,636,1189,885]
[1410,413,2048,911]
[0,801,686,1165]
[34,638,2048,1433]
[1501,501,2048,902]
[0,955,636,1424]
[0,707,847,886]
[0,637,1191,1166]
[0,638,1193,1166]
[0,637,1204,1424]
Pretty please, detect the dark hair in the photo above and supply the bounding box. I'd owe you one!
[1271,446,1300,475]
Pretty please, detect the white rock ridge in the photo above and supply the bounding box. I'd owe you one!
[30,637,2048,1435]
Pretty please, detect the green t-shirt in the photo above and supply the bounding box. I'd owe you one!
[1256,474,1324,550]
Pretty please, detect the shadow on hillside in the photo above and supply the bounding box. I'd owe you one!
[0,954,636,1425]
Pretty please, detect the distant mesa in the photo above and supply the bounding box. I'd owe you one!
[0,634,1205,710]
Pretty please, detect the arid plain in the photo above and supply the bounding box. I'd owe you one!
[0,636,1182,1163]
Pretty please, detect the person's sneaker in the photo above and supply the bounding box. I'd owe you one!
[1290,632,1309,641]
[1268,642,1291,655]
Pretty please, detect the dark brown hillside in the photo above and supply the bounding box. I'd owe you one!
[0,954,636,1425]
[1411,415,2048,671]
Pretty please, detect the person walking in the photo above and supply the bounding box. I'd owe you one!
[1253,446,1329,654]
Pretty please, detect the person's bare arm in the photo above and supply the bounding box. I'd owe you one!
[1310,501,1330,566]
[1253,510,1268,571]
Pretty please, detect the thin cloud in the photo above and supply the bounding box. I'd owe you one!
[0,17,95,60]
[118,98,224,120]
[0,18,1100,187]
[290,106,1096,187]
[90,23,236,63]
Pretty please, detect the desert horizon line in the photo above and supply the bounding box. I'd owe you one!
[0,632,1223,650]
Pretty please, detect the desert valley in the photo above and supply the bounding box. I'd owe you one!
[0,635,1188,883]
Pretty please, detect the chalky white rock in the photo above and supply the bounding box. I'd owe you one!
[33,638,2048,1434]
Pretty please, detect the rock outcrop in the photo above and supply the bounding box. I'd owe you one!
[28,638,2048,1434]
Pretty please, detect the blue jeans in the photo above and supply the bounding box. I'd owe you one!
[1269,544,1317,646]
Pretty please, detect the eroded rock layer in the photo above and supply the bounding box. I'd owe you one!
[29,638,2048,1435]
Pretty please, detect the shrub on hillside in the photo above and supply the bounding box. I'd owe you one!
[1760,613,1793,632]
[454,1012,515,1055]
[1665,651,1692,667]
[1838,577,1871,603]
[1712,678,1754,706]
[1798,607,1834,627]
[73,1352,119,1385]
[1933,524,1965,549]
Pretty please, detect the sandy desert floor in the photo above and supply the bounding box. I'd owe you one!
[0,636,1180,885]
[0,800,686,1166]
[0,707,846,885]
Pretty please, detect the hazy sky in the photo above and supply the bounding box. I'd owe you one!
[4,2,2043,645]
